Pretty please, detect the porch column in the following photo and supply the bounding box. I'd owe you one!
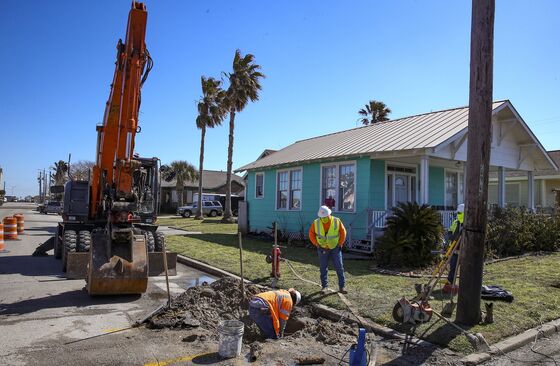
[463,163,468,203]
[498,166,506,208]
[420,156,429,205]
[527,171,535,211]
[541,179,547,207]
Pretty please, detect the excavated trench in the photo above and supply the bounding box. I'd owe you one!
[147,277,358,345]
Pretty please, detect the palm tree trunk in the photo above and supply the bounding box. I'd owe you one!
[176,181,183,207]
[222,110,235,222]
[195,126,206,220]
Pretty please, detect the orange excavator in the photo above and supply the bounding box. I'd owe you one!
[53,1,173,295]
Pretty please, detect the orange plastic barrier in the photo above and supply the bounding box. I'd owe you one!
[3,217,18,240]
[0,222,5,251]
[13,214,25,234]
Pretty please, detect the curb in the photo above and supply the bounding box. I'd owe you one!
[176,254,252,283]
[460,318,560,365]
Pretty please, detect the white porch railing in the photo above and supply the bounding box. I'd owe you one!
[438,210,457,230]
[371,210,457,230]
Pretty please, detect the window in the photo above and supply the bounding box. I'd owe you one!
[204,201,213,207]
[339,164,355,211]
[255,173,264,198]
[276,168,302,210]
[290,170,302,209]
[321,162,356,212]
[277,171,289,209]
[444,170,464,209]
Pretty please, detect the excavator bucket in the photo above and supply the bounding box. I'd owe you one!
[86,229,148,295]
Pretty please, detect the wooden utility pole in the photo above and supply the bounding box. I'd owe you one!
[456,0,495,326]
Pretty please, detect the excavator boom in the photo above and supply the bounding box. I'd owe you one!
[86,2,152,295]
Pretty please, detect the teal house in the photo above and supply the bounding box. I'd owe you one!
[236,101,557,253]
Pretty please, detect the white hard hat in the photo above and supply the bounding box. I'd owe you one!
[317,205,332,218]
[289,288,302,306]
[457,203,465,213]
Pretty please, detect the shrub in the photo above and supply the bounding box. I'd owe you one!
[376,202,443,268]
[485,207,560,257]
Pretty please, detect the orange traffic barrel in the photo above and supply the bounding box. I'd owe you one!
[3,217,18,240]
[13,214,25,234]
[0,222,5,252]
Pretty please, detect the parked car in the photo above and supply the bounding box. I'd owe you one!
[177,201,223,218]
[41,200,63,214]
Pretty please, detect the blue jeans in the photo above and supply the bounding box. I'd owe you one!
[317,246,345,289]
[249,303,277,339]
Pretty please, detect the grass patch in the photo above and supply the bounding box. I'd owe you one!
[165,219,560,354]
[157,216,237,234]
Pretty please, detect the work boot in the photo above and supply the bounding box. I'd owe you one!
[338,287,348,294]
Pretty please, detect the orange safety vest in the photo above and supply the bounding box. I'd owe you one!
[256,290,293,337]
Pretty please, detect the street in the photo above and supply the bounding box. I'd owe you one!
[0,202,218,366]
[483,331,560,366]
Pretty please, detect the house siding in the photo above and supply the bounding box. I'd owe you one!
[429,166,445,207]
[246,157,450,241]
[246,157,374,239]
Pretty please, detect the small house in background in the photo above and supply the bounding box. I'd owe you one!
[160,170,245,213]
[236,100,557,253]
[488,150,560,211]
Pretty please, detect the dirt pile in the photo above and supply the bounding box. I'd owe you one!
[147,277,358,346]
[147,277,260,331]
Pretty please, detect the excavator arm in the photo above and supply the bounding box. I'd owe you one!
[86,2,153,295]
[91,1,152,219]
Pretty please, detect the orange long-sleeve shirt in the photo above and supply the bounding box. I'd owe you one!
[308,217,346,247]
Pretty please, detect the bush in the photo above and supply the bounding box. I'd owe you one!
[376,202,443,268]
[486,207,560,257]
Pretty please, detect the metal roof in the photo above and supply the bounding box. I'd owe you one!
[237,101,507,171]
[161,170,245,189]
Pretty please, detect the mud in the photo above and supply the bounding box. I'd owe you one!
[147,278,357,346]
[144,278,465,365]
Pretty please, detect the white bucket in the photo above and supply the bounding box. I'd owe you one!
[217,320,244,358]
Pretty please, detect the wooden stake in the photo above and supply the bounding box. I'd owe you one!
[457,0,495,326]
[161,234,171,308]
[238,232,245,300]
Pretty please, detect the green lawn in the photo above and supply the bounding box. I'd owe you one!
[158,216,237,234]
[164,218,560,354]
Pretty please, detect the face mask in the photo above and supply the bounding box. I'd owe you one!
[320,217,330,223]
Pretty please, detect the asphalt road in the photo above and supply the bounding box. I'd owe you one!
[0,202,217,366]
[483,331,560,366]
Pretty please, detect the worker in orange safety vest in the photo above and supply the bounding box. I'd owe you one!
[309,205,347,294]
[248,288,301,339]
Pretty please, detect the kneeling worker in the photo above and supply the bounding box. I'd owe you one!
[248,288,301,339]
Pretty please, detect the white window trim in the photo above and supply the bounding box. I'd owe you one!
[444,168,464,209]
[319,160,357,213]
[275,167,303,211]
[254,172,265,199]
[384,161,418,210]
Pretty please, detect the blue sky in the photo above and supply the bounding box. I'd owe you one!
[1,0,559,196]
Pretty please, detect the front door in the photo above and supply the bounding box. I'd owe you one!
[395,175,409,205]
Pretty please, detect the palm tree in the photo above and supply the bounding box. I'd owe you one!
[160,161,198,207]
[51,160,68,186]
[358,100,391,125]
[194,76,226,219]
[221,49,265,222]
